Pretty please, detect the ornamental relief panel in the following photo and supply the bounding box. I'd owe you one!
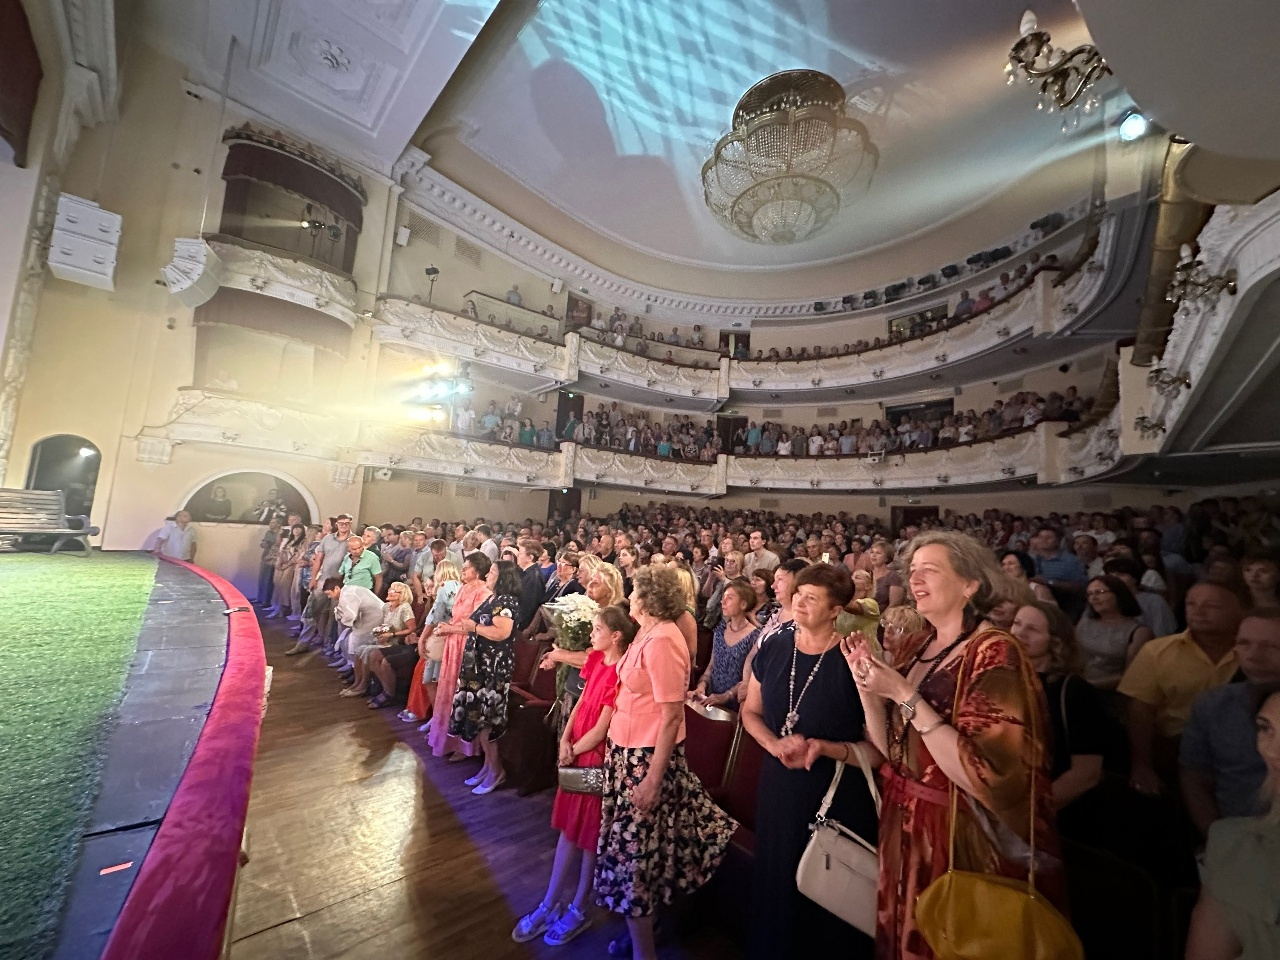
[353,422,568,487]
[152,390,350,460]
[1150,192,1280,435]
[374,299,571,383]
[726,430,1041,491]
[575,337,725,400]
[1058,408,1121,482]
[569,444,726,495]
[208,239,358,326]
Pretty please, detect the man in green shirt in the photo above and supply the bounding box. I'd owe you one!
[338,536,383,595]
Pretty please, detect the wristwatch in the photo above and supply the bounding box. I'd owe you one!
[899,692,922,723]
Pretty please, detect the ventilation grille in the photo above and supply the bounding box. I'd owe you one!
[454,483,477,499]
[1081,492,1113,509]
[453,237,483,268]
[487,488,509,502]
[416,478,443,495]
[762,407,784,419]
[999,375,1025,394]
[760,497,781,509]
[816,406,839,418]
[405,212,442,246]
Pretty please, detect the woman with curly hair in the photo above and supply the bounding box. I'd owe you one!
[596,565,736,960]
[845,530,1064,960]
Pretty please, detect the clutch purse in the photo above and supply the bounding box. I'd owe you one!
[557,765,604,795]
[915,642,1084,960]
[796,744,882,935]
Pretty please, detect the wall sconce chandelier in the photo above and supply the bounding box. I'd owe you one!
[1167,244,1237,308]
[1006,10,1110,116]
[702,70,878,245]
[1134,413,1167,440]
[1146,367,1193,397]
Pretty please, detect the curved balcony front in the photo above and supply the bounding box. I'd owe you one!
[351,422,570,488]
[373,297,574,392]
[572,336,728,412]
[729,217,1117,402]
[206,237,359,327]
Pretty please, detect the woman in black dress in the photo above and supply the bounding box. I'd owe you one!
[450,559,522,796]
[740,563,880,960]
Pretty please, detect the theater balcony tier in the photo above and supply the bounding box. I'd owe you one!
[135,391,1127,496]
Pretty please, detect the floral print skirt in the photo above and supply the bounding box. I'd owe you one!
[448,635,515,742]
[595,742,737,918]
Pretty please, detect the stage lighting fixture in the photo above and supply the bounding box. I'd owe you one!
[1118,111,1149,142]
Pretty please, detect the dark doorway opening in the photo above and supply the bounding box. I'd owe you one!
[26,434,100,519]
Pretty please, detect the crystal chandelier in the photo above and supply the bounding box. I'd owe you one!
[1006,10,1110,122]
[701,70,878,245]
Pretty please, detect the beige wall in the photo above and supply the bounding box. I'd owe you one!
[582,484,1193,527]
[358,472,549,527]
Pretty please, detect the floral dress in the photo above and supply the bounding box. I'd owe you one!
[449,594,519,742]
[875,629,1064,960]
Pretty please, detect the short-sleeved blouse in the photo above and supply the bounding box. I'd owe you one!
[610,621,690,748]
[379,602,414,636]
[471,593,518,635]
[1204,816,1280,959]
[425,579,461,625]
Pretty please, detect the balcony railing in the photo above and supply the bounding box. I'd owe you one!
[204,235,358,326]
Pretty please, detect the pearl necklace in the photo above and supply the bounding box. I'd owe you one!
[782,632,836,738]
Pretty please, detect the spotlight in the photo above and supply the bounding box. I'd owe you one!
[78,446,96,457]
[1118,111,1149,143]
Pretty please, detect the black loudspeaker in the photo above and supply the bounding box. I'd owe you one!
[814,301,826,312]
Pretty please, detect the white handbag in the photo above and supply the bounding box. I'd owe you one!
[795,744,882,935]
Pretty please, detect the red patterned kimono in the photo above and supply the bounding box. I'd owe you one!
[875,629,1065,960]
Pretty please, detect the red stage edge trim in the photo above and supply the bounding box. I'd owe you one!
[98,556,266,960]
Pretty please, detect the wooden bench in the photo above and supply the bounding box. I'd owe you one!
[0,488,98,554]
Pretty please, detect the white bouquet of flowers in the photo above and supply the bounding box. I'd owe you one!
[542,593,599,654]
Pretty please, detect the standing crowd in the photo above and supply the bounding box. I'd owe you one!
[247,494,1280,960]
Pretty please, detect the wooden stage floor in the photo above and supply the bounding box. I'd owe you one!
[228,621,741,960]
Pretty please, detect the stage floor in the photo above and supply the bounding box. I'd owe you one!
[0,554,230,960]
[229,620,741,960]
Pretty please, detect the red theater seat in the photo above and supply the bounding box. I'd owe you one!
[683,703,738,792]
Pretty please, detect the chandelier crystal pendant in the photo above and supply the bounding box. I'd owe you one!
[701,70,878,245]
[1006,10,1110,117]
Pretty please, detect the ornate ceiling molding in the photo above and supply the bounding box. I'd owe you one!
[207,239,358,326]
[392,146,1092,330]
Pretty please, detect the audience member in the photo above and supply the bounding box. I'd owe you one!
[1075,575,1153,692]
[595,565,736,960]
[741,563,878,959]
[1180,609,1280,836]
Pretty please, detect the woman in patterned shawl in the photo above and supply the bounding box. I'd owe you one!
[844,530,1064,960]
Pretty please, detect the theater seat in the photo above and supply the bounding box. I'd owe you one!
[712,724,767,853]
[1061,838,1162,960]
[501,639,560,796]
[683,703,738,792]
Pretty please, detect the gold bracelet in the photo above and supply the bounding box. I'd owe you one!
[915,718,946,736]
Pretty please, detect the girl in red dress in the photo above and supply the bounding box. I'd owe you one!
[512,605,636,946]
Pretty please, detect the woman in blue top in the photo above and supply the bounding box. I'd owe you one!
[656,435,673,457]
[690,578,760,709]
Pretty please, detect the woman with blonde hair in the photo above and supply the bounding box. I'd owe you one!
[845,530,1064,959]
[357,581,417,709]
[878,604,928,658]
[670,560,701,661]
[426,553,492,761]
[398,560,461,725]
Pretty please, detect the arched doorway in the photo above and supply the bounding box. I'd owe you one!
[26,435,100,520]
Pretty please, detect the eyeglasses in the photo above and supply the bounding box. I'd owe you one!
[879,622,906,633]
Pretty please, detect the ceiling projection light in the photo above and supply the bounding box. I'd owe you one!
[1006,10,1111,115]
[701,70,878,245]
[1117,111,1150,142]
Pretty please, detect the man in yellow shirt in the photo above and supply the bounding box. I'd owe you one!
[1118,581,1243,795]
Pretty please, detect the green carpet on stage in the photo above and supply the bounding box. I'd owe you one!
[0,553,158,960]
